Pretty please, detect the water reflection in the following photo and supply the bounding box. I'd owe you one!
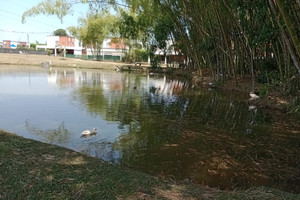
[63,69,298,192]
[0,66,299,193]
[25,120,70,144]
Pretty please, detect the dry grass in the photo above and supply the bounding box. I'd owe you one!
[0,53,119,69]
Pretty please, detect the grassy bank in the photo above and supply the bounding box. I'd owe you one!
[0,131,299,199]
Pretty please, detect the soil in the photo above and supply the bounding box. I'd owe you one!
[0,53,120,69]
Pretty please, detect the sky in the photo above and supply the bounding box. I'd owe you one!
[0,0,89,44]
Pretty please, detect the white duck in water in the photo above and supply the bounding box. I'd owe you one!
[81,128,97,137]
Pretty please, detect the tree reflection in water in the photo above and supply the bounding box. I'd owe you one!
[72,72,299,192]
[25,120,70,144]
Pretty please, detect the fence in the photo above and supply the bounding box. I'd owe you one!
[66,54,121,61]
[0,48,122,61]
[0,48,47,55]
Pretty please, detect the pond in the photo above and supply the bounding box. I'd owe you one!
[0,65,299,193]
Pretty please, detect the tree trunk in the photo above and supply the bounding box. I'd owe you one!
[269,0,300,75]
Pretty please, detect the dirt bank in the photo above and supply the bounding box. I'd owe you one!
[0,53,120,70]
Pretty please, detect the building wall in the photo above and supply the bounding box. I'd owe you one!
[59,36,75,47]
[1,40,29,49]
[44,36,81,49]
[18,42,27,48]
[36,36,125,60]
[46,36,59,48]
[3,40,11,48]
[109,38,126,49]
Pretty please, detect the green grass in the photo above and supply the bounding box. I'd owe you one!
[0,130,299,200]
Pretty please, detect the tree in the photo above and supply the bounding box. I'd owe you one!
[72,11,117,59]
[53,29,68,36]
[22,0,72,23]
[269,0,300,75]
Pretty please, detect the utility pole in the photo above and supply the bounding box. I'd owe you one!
[27,34,30,49]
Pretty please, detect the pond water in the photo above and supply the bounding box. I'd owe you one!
[0,65,299,193]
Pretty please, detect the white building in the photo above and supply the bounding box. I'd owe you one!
[36,36,126,61]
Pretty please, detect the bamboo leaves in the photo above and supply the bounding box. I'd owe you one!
[22,0,72,23]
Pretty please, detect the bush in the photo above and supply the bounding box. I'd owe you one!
[47,50,52,56]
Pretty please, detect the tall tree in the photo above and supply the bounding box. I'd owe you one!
[70,11,116,58]
[22,0,71,23]
[270,0,300,74]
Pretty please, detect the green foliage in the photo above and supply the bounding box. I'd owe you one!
[53,28,68,36]
[117,11,140,40]
[29,43,36,50]
[22,0,72,23]
[74,11,117,55]
[149,45,160,68]
[256,59,279,84]
[136,49,148,61]
[47,49,53,56]
[288,95,300,114]
[231,0,279,47]
[153,17,173,51]
[122,48,147,63]
[199,37,216,52]
[115,9,153,63]
[67,26,78,38]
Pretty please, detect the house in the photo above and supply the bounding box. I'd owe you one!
[153,40,186,66]
[35,35,182,64]
[36,36,83,56]
[1,40,30,49]
[36,36,126,61]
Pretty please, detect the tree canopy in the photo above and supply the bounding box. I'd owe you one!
[67,10,117,57]
[22,0,72,23]
[53,29,68,36]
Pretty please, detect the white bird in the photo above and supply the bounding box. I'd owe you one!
[249,90,259,100]
[248,105,257,111]
[81,128,97,137]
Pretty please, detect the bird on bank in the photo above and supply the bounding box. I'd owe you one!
[249,90,259,100]
[248,105,257,111]
[81,128,97,138]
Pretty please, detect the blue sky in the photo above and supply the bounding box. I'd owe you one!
[0,0,89,44]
